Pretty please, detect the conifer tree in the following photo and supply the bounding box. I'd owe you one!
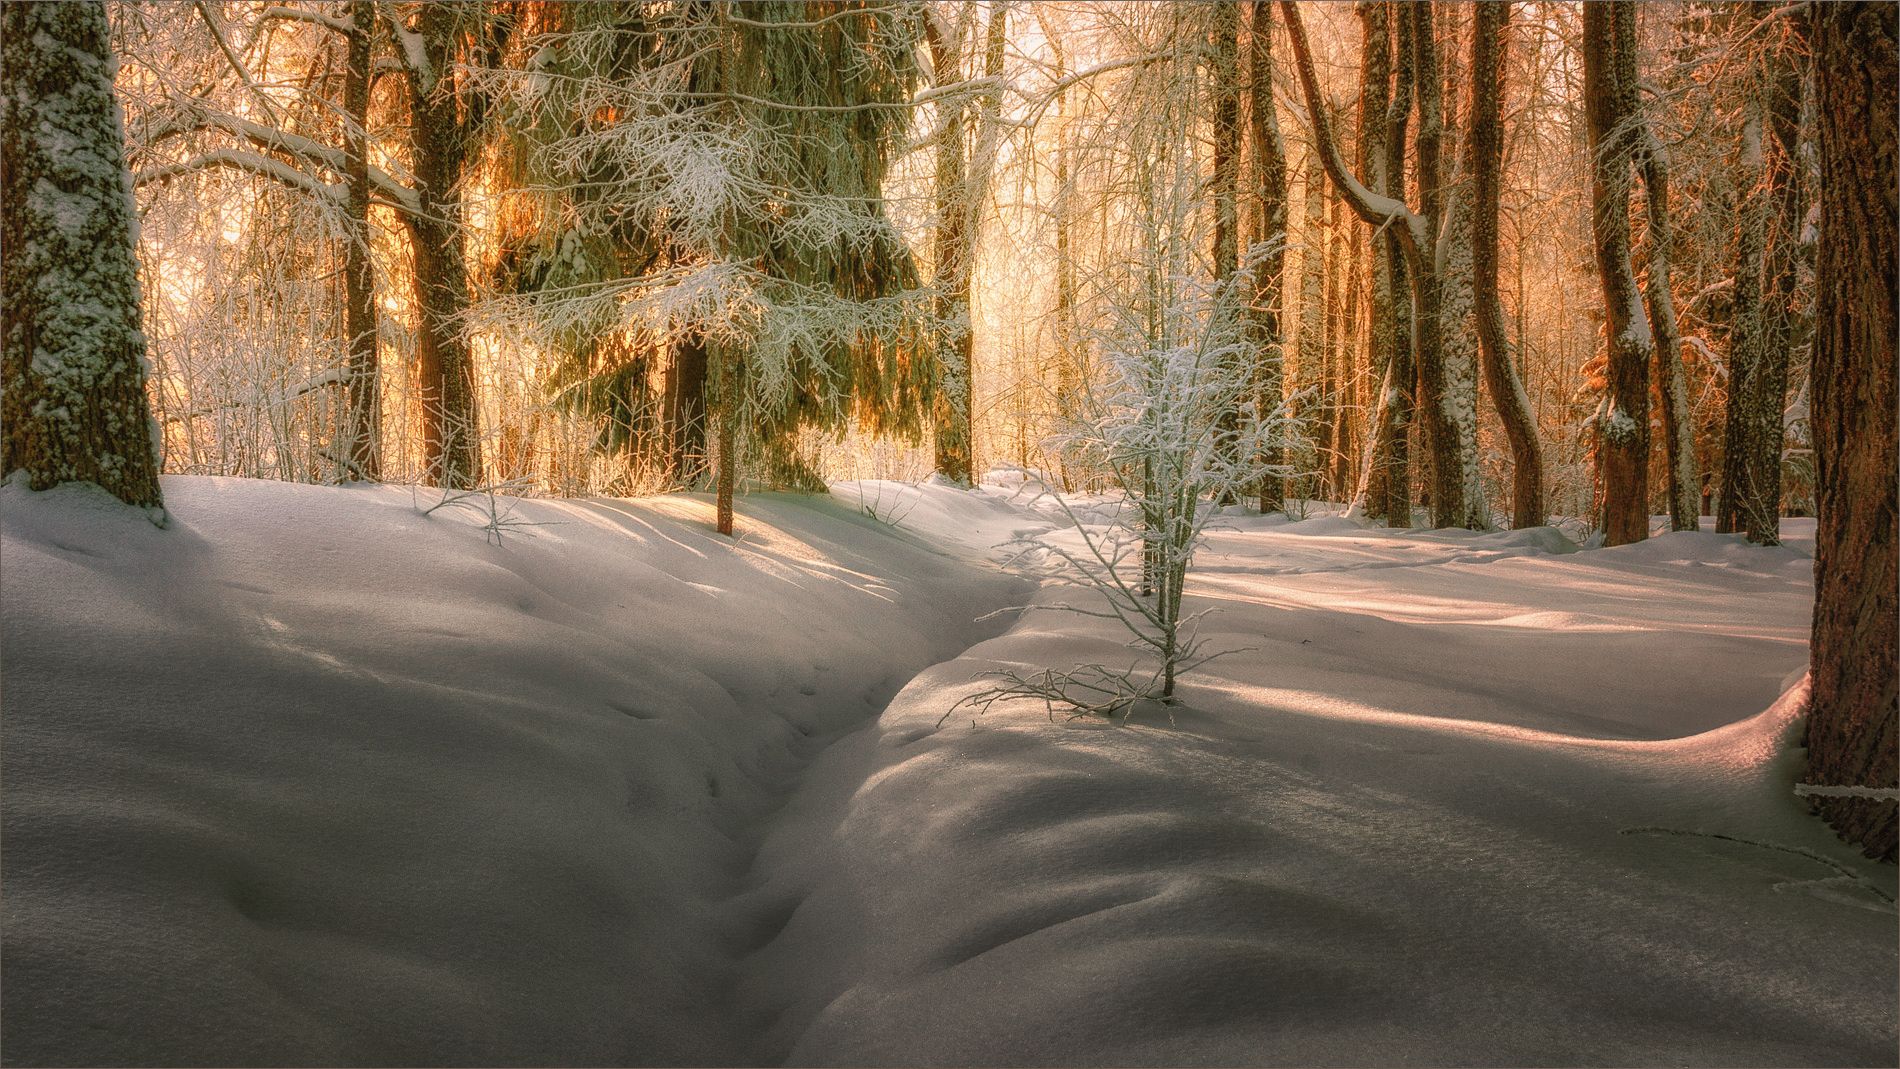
[1,0,165,518]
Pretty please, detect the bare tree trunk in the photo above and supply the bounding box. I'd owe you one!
[1639,131,1696,532]
[1743,19,1807,545]
[1582,2,1651,546]
[927,3,1007,487]
[1365,1,1415,528]
[1805,0,1897,862]
[1,0,165,517]
[404,5,482,489]
[926,9,972,486]
[1467,0,1544,528]
[663,333,708,486]
[1248,0,1288,515]
[1210,0,1241,501]
[340,0,379,482]
[713,343,738,536]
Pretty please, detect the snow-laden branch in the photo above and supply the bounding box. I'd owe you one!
[1278,1,1425,253]
[257,4,352,36]
[136,148,345,205]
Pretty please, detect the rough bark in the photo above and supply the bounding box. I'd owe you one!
[1210,0,1242,500]
[1805,1,1897,862]
[1467,0,1544,529]
[340,0,379,481]
[0,0,165,517]
[1581,2,1651,547]
[403,4,482,489]
[1249,0,1288,514]
[1365,0,1415,528]
[926,9,972,485]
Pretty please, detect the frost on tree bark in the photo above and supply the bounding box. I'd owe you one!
[1364,0,1415,530]
[0,0,165,517]
[1805,1,1897,862]
[1466,0,1544,529]
[1248,0,1289,515]
[340,0,379,481]
[1581,1,1651,547]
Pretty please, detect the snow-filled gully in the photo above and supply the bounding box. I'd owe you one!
[3,477,1894,1067]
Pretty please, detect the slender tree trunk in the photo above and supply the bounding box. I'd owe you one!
[405,6,482,489]
[1045,16,1079,447]
[713,343,739,536]
[1639,131,1695,532]
[927,10,972,486]
[1467,0,1544,528]
[1805,1,1897,862]
[1582,2,1651,546]
[1718,94,1767,535]
[1249,0,1288,515]
[928,3,1005,486]
[340,0,379,481]
[1297,144,1326,500]
[0,0,165,517]
[1366,1,1414,528]
[1742,19,1807,546]
[1210,0,1241,501]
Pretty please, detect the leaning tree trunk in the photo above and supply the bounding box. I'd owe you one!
[1467,0,1544,529]
[1248,0,1289,515]
[406,5,482,489]
[1804,0,1897,862]
[340,0,380,481]
[1581,2,1651,547]
[0,0,165,517]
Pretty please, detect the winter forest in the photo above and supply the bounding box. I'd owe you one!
[1,0,1895,1064]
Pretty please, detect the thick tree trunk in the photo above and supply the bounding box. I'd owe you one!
[406,6,482,489]
[0,0,165,517]
[1249,0,1288,515]
[1718,97,1768,536]
[1581,2,1651,547]
[340,0,380,482]
[1467,0,1544,529]
[1407,3,1479,530]
[663,333,709,486]
[1805,1,1897,862]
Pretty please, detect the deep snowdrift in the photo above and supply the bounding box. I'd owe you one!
[2,475,1892,1066]
[1,477,1025,1066]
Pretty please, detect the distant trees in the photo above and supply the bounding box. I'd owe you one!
[1,1,165,517]
[1804,1,1896,862]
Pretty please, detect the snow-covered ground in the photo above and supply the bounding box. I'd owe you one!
[3,474,1892,1066]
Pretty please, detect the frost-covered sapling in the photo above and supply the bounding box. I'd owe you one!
[949,251,1290,724]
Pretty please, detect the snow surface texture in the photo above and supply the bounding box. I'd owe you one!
[3,474,1893,1066]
